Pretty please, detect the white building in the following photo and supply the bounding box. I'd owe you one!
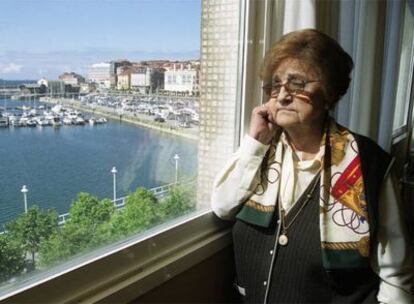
[164,64,199,95]
[88,63,111,88]
[131,67,151,93]
[59,72,85,86]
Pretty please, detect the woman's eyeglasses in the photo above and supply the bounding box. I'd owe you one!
[262,78,319,97]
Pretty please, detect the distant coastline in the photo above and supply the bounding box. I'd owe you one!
[0,79,37,86]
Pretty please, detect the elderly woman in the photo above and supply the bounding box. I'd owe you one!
[211,29,413,303]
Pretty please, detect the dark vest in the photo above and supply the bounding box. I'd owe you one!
[232,133,392,304]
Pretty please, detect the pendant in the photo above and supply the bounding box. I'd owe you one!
[278,234,288,246]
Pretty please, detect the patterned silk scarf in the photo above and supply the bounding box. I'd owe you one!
[236,117,371,270]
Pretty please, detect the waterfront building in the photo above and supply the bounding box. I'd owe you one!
[36,79,66,97]
[164,64,199,95]
[130,66,165,94]
[111,60,133,88]
[88,63,111,89]
[80,83,95,94]
[19,83,46,96]
[131,66,151,94]
[47,80,66,97]
[117,70,132,90]
[59,72,86,86]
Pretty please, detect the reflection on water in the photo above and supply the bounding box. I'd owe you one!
[0,100,197,226]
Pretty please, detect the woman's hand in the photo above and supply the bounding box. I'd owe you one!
[249,100,278,144]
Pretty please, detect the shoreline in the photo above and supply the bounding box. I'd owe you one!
[39,97,199,141]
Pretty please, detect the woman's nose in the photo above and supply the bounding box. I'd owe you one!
[276,86,292,104]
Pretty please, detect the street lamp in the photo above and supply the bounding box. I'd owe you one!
[20,185,29,213]
[173,154,180,184]
[111,166,117,202]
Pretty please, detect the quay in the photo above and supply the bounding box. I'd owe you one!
[39,97,199,141]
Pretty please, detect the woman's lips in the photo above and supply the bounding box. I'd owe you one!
[277,108,296,112]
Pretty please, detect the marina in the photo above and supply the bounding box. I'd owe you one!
[0,98,198,227]
[0,103,108,128]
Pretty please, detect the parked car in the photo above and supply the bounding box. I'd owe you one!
[154,116,165,123]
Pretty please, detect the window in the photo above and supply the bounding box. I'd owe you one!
[0,0,246,301]
[392,0,414,135]
[0,0,220,300]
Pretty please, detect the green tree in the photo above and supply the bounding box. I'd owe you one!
[0,234,26,283]
[39,193,115,266]
[110,188,160,238]
[38,231,72,267]
[6,206,58,266]
[159,185,196,221]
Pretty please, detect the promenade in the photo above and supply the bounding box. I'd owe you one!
[39,97,199,141]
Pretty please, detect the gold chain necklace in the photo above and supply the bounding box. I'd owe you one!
[278,172,321,246]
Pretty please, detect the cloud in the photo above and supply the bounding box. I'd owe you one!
[0,63,23,74]
[0,49,200,79]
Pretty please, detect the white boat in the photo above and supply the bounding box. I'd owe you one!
[51,104,63,114]
[26,119,37,127]
[19,117,29,126]
[96,117,107,124]
[11,119,23,127]
[52,117,62,126]
[7,115,18,124]
[63,117,73,125]
[29,109,37,116]
[74,117,85,125]
[0,117,8,127]
[37,119,51,127]
[89,117,96,125]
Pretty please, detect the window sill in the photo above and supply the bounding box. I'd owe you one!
[0,209,233,303]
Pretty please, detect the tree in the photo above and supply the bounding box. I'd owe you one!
[0,234,26,283]
[6,206,58,266]
[110,188,160,238]
[39,193,115,266]
[158,184,196,221]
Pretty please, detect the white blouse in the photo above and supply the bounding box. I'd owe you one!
[211,135,414,304]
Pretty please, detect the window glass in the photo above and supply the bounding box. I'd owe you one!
[0,0,206,295]
[393,0,414,132]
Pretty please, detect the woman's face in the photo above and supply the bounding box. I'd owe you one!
[265,58,327,130]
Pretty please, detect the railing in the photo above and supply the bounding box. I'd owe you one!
[57,180,194,226]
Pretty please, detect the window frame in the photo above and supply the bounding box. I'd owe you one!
[0,0,263,301]
[0,210,232,303]
[391,0,414,143]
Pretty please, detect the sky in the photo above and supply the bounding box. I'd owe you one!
[0,0,201,80]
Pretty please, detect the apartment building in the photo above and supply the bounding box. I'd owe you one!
[88,62,111,89]
[164,63,199,95]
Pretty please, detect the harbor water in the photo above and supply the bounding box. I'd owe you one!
[0,99,198,226]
